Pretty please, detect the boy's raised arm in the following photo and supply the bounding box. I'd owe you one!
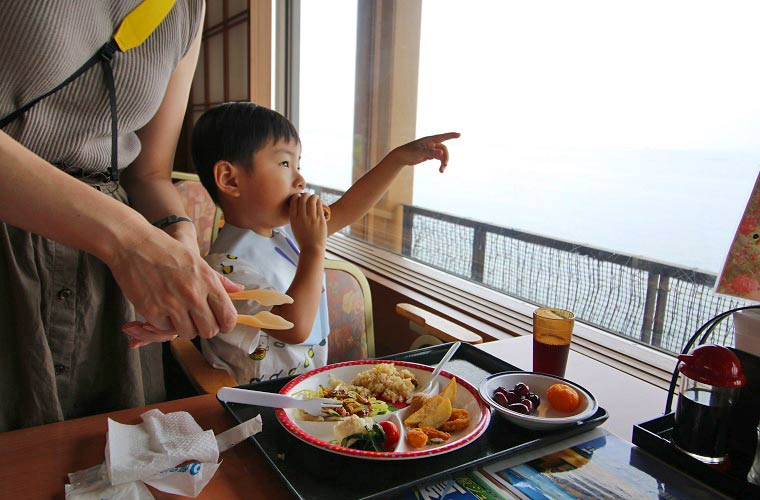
[326,132,460,235]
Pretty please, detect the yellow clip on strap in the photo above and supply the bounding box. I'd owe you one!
[113,0,177,52]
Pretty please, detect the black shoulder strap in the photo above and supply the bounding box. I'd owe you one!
[0,0,176,183]
[0,42,114,129]
[0,41,121,181]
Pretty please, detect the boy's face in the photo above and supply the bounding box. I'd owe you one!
[237,138,304,232]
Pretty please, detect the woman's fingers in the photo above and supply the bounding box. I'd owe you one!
[169,309,200,339]
[208,276,239,333]
[218,274,244,293]
[122,321,178,343]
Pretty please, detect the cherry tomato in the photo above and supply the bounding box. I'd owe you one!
[379,421,400,451]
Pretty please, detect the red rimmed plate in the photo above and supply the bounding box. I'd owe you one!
[275,359,491,460]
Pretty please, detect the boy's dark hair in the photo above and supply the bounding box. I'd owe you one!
[191,102,300,203]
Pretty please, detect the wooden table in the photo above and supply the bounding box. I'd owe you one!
[0,394,291,500]
[0,336,668,499]
[478,335,669,439]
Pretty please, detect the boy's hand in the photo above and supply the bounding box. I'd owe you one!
[289,193,328,252]
[388,132,460,173]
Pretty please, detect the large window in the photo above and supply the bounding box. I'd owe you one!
[296,1,760,360]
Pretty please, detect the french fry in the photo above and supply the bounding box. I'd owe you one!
[440,377,457,403]
[418,397,452,428]
[404,394,453,429]
[405,395,443,427]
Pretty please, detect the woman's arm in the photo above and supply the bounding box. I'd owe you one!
[120,1,204,252]
[326,132,460,235]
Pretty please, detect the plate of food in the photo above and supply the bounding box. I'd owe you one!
[275,359,491,460]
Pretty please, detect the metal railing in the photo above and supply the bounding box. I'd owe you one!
[310,184,747,355]
[402,206,748,355]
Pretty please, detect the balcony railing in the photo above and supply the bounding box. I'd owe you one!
[310,184,747,355]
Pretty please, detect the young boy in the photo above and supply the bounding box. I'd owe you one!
[191,102,458,384]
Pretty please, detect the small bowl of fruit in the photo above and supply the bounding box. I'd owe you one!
[478,371,598,430]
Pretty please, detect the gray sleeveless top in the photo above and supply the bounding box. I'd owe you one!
[0,0,203,173]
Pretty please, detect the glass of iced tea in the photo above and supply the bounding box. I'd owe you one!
[532,307,574,377]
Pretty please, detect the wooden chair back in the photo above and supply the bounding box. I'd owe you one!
[171,171,222,256]
[324,258,375,362]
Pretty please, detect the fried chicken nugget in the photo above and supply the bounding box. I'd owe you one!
[439,408,470,432]
[406,427,428,448]
[419,426,451,441]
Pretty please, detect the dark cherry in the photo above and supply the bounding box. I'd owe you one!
[505,390,521,404]
[494,392,510,407]
[514,382,530,396]
[520,398,534,413]
[494,386,510,398]
[506,402,530,415]
[527,392,541,409]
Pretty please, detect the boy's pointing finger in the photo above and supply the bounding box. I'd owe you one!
[429,132,460,143]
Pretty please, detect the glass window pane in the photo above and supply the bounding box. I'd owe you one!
[299,1,357,192]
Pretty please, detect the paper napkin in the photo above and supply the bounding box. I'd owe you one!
[66,409,262,499]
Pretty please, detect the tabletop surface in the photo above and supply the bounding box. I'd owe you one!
[0,337,669,499]
[0,394,288,500]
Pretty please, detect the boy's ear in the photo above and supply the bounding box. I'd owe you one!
[214,160,241,198]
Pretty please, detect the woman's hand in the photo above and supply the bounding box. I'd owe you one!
[386,132,460,173]
[289,193,328,252]
[111,228,243,343]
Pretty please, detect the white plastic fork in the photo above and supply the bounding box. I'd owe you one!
[217,387,343,417]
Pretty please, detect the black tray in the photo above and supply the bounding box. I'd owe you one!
[219,342,609,500]
[632,348,760,500]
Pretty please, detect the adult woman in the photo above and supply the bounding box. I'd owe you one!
[0,0,238,431]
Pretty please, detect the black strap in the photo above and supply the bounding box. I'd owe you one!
[152,215,193,229]
[99,41,120,182]
[0,40,121,182]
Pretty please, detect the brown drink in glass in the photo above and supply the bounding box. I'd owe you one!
[533,308,574,377]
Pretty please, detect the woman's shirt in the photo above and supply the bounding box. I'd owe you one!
[0,0,203,173]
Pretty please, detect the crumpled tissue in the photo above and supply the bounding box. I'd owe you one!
[65,409,262,499]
